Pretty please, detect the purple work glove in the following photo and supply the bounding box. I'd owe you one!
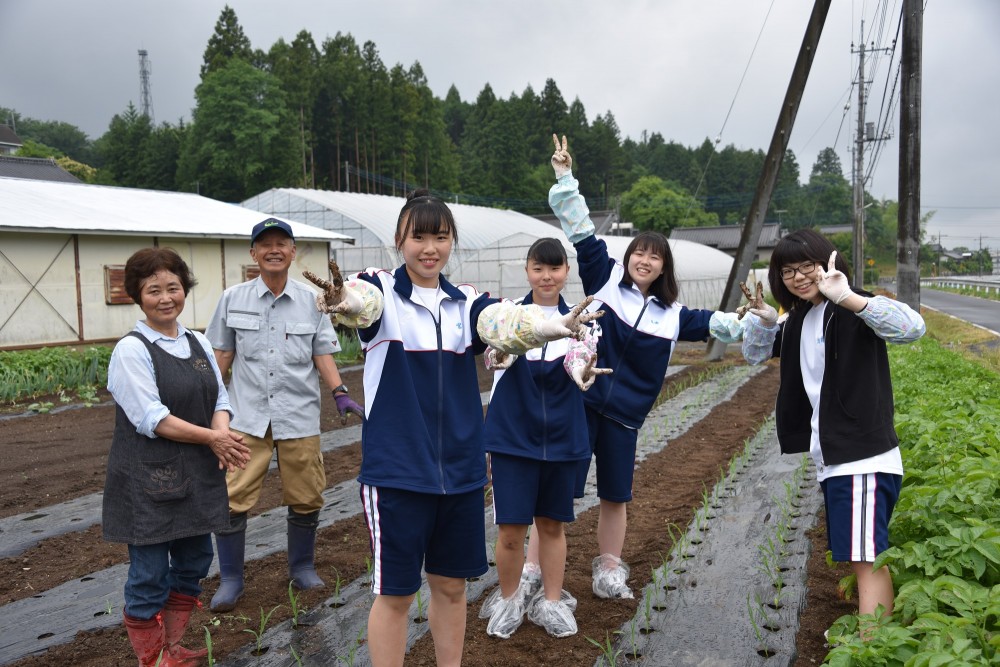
[334,392,365,425]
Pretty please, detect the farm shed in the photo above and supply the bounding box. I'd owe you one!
[242,189,737,308]
[0,177,352,349]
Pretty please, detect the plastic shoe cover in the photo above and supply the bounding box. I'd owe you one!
[591,554,633,599]
[519,562,542,599]
[479,587,504,619]
[527,597,578,638]
[485,594,526,639]
[526,587,578,614]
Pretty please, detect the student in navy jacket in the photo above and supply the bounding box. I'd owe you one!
[547,135,747,599]
[742,229,924,631]
[314,191,601,667]
[479,238,609,640]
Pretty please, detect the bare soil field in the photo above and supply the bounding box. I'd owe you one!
[0,345,848,666]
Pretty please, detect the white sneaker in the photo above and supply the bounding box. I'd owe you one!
[591,554,633,599]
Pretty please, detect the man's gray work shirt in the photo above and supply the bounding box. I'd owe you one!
[206,276,340,440]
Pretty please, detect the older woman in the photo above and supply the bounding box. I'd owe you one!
[103,247,250,667]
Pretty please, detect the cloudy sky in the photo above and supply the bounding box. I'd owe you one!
[3,0,997,249]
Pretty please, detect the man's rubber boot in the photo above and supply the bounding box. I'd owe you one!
[160,590,208,665]
[123,612,165,667]
[287,509,325,590]
[210,513,247,612]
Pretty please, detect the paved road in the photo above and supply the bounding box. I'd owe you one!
[919,288,1000,335]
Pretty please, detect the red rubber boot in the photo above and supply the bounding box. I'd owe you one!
[160,591,208,666]
[123,612,166,667]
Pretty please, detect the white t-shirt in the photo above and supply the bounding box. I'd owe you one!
[800,301,903,482]
[411,284,446,318]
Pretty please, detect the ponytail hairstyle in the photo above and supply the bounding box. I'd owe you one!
[622,231,678,303]
[394,189,458,249]
[769,228,851,311]
[526,237,569,267]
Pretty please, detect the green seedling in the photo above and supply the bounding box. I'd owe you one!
[746,592,771,657]
[243,604,280,655]
[415,588,426,621]
[332,566,345,598]
[287,581,302,626]
[202,625,216,667]
[585,631,623,666]
[336,627,365,665]
[291,646,304,666]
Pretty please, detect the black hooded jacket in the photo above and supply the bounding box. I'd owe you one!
[771,292,899,465]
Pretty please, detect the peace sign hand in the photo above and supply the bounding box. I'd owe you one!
[815,251,853,305]
[551,133,573,178]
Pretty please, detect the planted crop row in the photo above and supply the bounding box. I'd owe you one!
[0,331,362,404]
[0,345,111,403]
[824,338,1000,666]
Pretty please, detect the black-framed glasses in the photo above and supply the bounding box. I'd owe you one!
[779,261,817,280]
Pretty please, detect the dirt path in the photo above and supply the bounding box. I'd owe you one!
[1,347,849,666]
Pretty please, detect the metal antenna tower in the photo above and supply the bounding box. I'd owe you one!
[138,49,154,124]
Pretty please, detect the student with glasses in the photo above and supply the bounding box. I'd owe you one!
[741,228,925,636]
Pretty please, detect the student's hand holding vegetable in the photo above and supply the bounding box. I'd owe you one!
[485,347,517,370]
[305,261,365,316]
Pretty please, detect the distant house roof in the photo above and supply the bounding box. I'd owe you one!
[669,223,782,250]
[0,125,23,148]
[0,155,80,183]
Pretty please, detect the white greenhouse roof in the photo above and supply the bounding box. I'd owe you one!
[247,188,560,250]
[0,177,351,243]
[599,235,734,280]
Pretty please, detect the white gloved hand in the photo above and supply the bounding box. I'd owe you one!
[750,303,779,325]
[533,295,603,342]
[315,284,364,315]
[570,356,613,391]
[485,347,516,370]
[551,134,573,179]
[815,250,853,304]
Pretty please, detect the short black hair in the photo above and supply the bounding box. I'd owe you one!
[526,237,568,266]
[394,189,458,248]
[124,247,197,304]
[769,228,851,311]
[622,231,678,304]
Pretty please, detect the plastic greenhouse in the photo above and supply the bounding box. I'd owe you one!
[242,188,740,309]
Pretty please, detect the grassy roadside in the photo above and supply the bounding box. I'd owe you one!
[920,307,1000,375]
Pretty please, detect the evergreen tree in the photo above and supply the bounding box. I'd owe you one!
[201,5,253,78]
[178,59,298,202]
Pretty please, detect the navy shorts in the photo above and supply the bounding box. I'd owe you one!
[821,472,902,563]
[574,408,638,503]
[489,453,579,524]
[360,485,488,596]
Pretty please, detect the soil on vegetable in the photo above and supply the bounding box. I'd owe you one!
[0,345,851,666]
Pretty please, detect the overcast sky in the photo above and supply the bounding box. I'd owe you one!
[3,1,998,249]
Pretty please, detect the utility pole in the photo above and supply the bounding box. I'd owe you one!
[707,0,832,360]
[850,23,893,288]
[138,50,154,124]
[852,24,867,288]
[897,0,923,309]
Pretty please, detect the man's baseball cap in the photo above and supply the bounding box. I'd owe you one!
[250,218,295,245]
